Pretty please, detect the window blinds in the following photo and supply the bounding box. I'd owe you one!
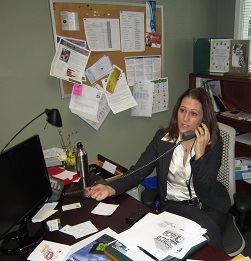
[235,0,251,39]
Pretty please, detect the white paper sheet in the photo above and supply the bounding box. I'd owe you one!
[28,240,71,261]
[84,18,121,51]
[104,72,138,114]
[79,83,111,130]
[131,81,154,117]
[91,202,119,216]
[120,11,145,52]
[69,84,102,122]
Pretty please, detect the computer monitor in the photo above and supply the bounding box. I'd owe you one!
[0,135,52,254]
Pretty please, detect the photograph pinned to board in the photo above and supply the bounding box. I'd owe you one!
[145,32,161,48]
[228,40,251,75]
[210,39,231,73]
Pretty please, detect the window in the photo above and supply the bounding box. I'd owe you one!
[234,0,251,39]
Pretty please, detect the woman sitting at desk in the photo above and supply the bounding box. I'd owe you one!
[86,88,231,253]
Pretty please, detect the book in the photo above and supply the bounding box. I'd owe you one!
[235,169,251,180]
[193,38,211,73]
[66,234,116,261]
[228,40,251,75]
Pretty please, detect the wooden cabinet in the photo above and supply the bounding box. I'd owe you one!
[189,73,251,157]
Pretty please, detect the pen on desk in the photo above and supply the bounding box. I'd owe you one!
[89,181,97,188]
[137,246,159,261]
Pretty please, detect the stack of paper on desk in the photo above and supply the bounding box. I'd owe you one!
[115,212,207,261]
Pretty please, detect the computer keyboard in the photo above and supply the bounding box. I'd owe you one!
[48,176,64,202]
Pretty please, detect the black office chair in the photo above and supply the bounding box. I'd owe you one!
[141,122,251,256]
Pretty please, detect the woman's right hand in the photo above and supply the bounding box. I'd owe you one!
[85,184,116,201]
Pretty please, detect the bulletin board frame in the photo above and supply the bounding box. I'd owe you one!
[49,0,164,98]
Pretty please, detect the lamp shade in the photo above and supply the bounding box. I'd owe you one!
[45,108,62,127]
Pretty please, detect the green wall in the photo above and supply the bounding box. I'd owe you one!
[0,0,235,170]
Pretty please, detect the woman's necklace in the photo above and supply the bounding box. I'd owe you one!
[182,142,194,153]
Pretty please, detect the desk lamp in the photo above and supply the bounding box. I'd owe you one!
[1,108,62,154]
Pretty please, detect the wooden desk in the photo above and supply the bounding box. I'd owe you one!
[0,182,230,261]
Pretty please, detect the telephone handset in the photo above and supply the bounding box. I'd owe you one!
[48,176,64,202]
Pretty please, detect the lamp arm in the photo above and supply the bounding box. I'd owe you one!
[1,111,46,154]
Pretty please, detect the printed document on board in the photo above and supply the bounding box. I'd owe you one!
[50,38,90,84]
[103,73,138,114]
[84,18,121,51]
[120,11,145,52]
[69,84,102,123]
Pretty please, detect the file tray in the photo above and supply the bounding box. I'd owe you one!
[89,154,128,182]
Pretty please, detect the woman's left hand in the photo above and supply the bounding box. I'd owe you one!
[194,123,210,159]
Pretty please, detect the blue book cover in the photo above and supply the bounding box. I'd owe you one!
[66,234,116,261]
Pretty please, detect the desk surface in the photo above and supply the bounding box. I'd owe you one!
[0,181,230,261]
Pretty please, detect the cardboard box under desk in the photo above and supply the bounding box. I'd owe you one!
[89,160,124,182]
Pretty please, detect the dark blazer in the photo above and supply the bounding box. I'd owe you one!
[109,129,231,214]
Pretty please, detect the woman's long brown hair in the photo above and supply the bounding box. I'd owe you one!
[166,88,219,148]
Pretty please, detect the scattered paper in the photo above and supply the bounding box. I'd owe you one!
[28,240,71,261]
[43,147,64,158]
[116,212,207,260]
[91,202,119,216]
[32,202,58,223]
[60,221,98,239]
[62,202,81,211]
[47,218,62,232]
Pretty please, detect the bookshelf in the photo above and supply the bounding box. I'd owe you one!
[189,73,251,193]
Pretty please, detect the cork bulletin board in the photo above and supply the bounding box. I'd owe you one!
[49,0,164,97]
